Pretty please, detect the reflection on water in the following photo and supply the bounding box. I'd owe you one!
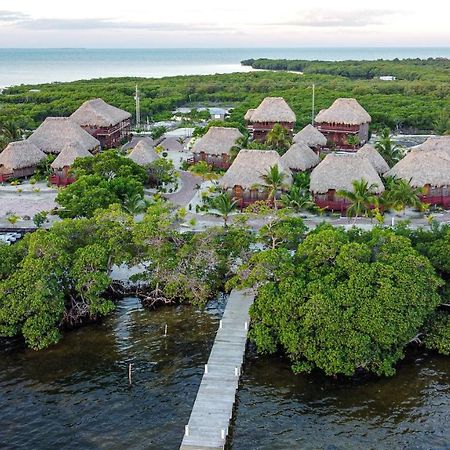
[0,297,220,450]
[1,296,449,450]
[231,348,450,450]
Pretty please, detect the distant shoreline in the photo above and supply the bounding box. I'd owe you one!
[1,47,450,87]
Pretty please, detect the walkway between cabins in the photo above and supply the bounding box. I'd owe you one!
[165,171,201,207]
[180,289,255,450]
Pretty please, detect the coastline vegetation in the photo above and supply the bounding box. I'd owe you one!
[0,58,449,377]
[1,58,449,140]
[0,183,449,376]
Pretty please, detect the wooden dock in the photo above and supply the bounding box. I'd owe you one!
[180,289,255,450]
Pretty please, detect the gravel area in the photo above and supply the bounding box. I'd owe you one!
[0,192,57,218]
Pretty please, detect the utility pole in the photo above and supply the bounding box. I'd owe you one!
[135,84,141,129]
[311,83,315,125]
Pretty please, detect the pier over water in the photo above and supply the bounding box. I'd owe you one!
[180,289,254,450]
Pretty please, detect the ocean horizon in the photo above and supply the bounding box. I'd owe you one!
[1,47,449,88]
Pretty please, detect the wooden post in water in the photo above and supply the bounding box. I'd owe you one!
[128,363,132,385]
[164,324,168,336]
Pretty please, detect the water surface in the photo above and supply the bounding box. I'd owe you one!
[231,348,450,449]
[1,296,448,449]
[1,47,449,87]
[0,297,221,449]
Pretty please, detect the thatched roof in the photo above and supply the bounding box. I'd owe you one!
[357,143,390,174]
[127,139,159,166]
[281,142,320,171]
[249,97,296,124]
[192,127,243,155]
[244,109,255,121]
[220,149,292,190]
[310,153,384,194]
[293,124,327,147]
[315,98,371,125]
[51,143,92,169]
[412,135,450,152]
[28,117,100,154]
[159,136,185,152]
[0,140,46,170]
[71,98,131,127]
[385,137,450,187]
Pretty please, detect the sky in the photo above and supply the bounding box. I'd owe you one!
[0,0,449,48]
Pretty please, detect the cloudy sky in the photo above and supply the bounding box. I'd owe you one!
[0,0,449,48]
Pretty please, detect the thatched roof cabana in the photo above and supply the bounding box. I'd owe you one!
[0,140,46,171]
[220,149,292,190]
[310,153,384,194]
[71,98,131,127]
[281,142,320,172]
[159,136,185,152]
[315,98,371,125]
[415,136,450,152]
[293,124,327,147]
[51,143,93,170]
[28,117,100,154]
[250,97,296,123]
[244,109,255,121]
[385,137,450,187]
[192,127,243,156]
[357,143,390,174]
[127,139,159,166]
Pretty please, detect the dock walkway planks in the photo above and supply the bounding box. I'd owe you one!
[180,289,255,450]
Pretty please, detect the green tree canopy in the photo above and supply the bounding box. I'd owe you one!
[0,205,134,349]
[235,227,443,376]
[56,150,147,218]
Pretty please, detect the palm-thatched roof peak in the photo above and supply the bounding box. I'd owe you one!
[71,98,131,127]
[51,143,92,170]
[0,140,46,170]
[28,117,100,154]
[293,124,327,147]
[220,149,293,190]
[250,97,296,124]
[244,109,255,121]
[310,153,384,194]
[126,139,159,166]
[281,142,320,171]
[315,98,371,125]
[357,143,390,174]
[192,127,243,155]
[385,136,450,187]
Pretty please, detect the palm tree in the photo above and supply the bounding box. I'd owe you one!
[260,165,287,210]
[189,161,216,181]
[293,171,311,190]
[266,124,291,153]
[176,136,186,146]
[281,185,317,213]
[122,193,148,215]
[211,192,237,227]
[375,128,403,167]
[433,110,449,135]
[346,134,360,149]
[384,177,423,215]
[1,121,22,141]
[229,134,250,161]
[337,179,379,218]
